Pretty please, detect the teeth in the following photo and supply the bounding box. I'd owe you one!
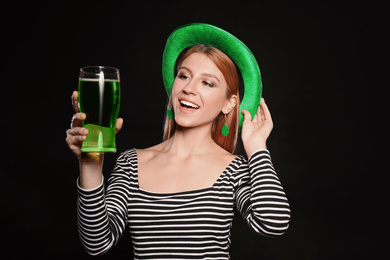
[181,100,199,109]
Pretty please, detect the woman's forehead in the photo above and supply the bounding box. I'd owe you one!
[180,53,224,78]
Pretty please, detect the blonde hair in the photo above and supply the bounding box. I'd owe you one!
[163,44,240,153]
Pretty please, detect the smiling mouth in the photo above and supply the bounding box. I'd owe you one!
[180,100,199,109]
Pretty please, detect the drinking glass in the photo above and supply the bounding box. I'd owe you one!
[78,66,121,153]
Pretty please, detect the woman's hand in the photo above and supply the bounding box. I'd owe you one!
[241,98,273,157]
[65,91,124,162]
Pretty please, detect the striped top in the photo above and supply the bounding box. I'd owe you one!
[77,149,290,259]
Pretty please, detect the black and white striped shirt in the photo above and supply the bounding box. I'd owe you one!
[77,149,290,259]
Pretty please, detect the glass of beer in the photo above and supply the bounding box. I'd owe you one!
[78,66,121,153]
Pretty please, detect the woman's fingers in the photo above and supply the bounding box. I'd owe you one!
[261,98,272,121]
[72,91,79,113]
[241,109,252,123]
[66,127,88,142]
[67,126,88,136]
[65,126,88,157]
[252,105,262,124]
[68,134,86,146]
[115,118,124,134]
[71,113,87,128]
[66,111,88,153]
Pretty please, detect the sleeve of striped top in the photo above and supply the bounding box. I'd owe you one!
[234,149,290,237]
[77,152,132,256]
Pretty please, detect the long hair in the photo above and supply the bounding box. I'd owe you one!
[163,44,240,153]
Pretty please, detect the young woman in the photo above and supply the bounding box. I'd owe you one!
[66,24,290,259]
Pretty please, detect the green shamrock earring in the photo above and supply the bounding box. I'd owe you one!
[167,109,174,119]
[221,114,229,137]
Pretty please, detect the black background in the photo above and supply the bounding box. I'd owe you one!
[2,0,387,259]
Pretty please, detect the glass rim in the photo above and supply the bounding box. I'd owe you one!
[80,66,119,74]
[79,66,120,80]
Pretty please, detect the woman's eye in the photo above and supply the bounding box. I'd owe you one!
[202,81,214,87]
[178,73,189,80]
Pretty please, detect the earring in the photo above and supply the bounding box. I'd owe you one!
[167,109,174,119]
[221,114,229,137]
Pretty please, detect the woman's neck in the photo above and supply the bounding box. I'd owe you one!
[161,124,221,158]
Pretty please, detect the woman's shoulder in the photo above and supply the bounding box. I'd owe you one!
[113,148,138,167]
[118,147,137,157]
[118,142,163,158]
[135,143,166,162]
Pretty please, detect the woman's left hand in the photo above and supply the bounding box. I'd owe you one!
[241,98,273,157]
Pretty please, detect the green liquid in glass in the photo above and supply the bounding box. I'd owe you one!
[78,79,120,152]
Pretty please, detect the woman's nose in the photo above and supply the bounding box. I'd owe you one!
[182,80,198,95]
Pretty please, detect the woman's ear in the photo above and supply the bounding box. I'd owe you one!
[222,95,237,114]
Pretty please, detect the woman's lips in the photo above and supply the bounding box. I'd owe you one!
[180,100,199,109]
[178,98,200,114]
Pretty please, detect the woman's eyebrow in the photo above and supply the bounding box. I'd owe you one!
[179,66,192,74]
[201,73,220,83]
[179,66,220,83]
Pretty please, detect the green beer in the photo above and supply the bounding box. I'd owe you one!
[78,78,120,153]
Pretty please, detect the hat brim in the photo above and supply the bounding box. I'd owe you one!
[162,23,262,131]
